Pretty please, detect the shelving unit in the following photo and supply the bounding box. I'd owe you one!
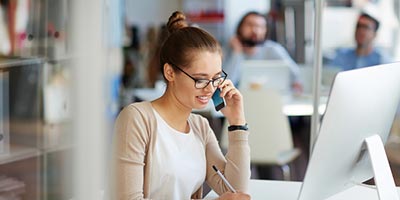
[0,56,43,200]
[0,145,40,165]
[183,0,226,43]
[0,0,72,199]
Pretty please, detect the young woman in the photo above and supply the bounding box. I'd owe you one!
[113,11,251,200]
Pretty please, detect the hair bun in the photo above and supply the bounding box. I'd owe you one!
[167,11,188,33]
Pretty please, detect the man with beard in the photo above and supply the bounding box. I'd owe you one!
[325,12,392,71]
[223,11,302,92]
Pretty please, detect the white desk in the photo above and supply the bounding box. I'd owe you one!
[205,179,400,200]
[131,88,327,117]
[282,94,327,116]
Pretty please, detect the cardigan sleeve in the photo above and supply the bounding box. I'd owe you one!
[201,117,251,195]
[113,105,151,200]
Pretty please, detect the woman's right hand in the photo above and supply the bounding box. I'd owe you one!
[218,192,251,200]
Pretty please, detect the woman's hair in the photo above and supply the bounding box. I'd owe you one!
[160,11,222,76]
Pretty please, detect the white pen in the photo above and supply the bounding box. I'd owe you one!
[212,165,237,193]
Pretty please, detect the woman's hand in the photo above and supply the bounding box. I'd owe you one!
[218,191,251,200]
[218,79,246,126]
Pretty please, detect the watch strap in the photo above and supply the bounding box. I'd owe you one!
[228,123,248,131]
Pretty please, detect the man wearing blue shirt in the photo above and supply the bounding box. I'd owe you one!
[223,11,303,92]
[326,12,392,71]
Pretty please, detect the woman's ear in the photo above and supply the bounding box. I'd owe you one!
[163,63,175,82]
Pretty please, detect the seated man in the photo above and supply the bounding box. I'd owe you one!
[223,11,302,93]
[325,12,392,71]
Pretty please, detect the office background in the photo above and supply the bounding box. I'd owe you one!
[0,0,399,199]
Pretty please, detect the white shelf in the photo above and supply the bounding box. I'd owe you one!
[0,144,40,165]
[38,123,73,154]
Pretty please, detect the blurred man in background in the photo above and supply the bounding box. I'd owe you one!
[325,12,392,71]
[223,11,303,93]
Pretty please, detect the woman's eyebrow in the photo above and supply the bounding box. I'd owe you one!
[192,71,222,77]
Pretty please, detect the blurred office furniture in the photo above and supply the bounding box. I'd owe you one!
[183,0,225,43]
[0,175,26,199]
[239,60,291,94]
[298,65,341,95]
[0,56,42,200]
[0,56,72,200]
[221,89,301,180]
[278,0,309,63]
[0,0,73,199]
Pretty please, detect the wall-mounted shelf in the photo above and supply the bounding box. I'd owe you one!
[0,144,40,165]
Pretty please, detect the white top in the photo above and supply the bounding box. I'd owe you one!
[149,109,206,200]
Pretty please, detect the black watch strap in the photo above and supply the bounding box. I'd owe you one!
[228,123,248,131]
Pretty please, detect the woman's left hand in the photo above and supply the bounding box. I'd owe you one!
[218,80,246,126]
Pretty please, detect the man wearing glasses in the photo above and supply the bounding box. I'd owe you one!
[325,12,392,71]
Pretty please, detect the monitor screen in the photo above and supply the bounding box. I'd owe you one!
[298,63,400,200]
[239,60,291,94]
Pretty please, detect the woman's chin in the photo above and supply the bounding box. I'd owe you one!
[193,103,208,110]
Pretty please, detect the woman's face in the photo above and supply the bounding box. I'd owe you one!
[170,51,223,110]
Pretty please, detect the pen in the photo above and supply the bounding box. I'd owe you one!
[212,165,237,193]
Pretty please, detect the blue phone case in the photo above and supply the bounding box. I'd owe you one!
[212,89,225,111]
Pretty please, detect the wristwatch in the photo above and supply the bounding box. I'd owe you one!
[228,123,249,131]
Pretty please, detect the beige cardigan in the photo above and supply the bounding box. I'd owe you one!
[113,101,250,200]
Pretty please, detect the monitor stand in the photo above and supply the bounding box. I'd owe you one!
[365,134,399,200]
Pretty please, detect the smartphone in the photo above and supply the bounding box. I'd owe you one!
[212,88,226,111]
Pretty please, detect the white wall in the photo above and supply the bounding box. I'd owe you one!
[125,0,181,39]
[322,7,359,50]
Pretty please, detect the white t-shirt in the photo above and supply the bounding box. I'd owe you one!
[149,109,206,200]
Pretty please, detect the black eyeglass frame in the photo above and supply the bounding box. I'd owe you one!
[356,23,376,31]
[169,62,228,89]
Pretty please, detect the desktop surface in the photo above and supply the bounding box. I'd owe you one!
[204,179,400,200]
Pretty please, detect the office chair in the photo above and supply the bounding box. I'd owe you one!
[220,89,301,181]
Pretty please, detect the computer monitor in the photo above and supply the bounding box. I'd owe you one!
[298,63,400,200]
[239,60,291,94]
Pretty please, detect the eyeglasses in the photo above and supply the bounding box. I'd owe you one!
[356,23,375,31]
[170,62,227,89]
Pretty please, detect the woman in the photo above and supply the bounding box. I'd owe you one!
[113,11,251,200]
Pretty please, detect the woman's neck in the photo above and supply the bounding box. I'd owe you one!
[151,91,191,133]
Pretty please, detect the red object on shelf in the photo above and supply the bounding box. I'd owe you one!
[187,10,224,23]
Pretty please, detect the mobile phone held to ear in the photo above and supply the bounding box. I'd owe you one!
[212,88,226,111]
